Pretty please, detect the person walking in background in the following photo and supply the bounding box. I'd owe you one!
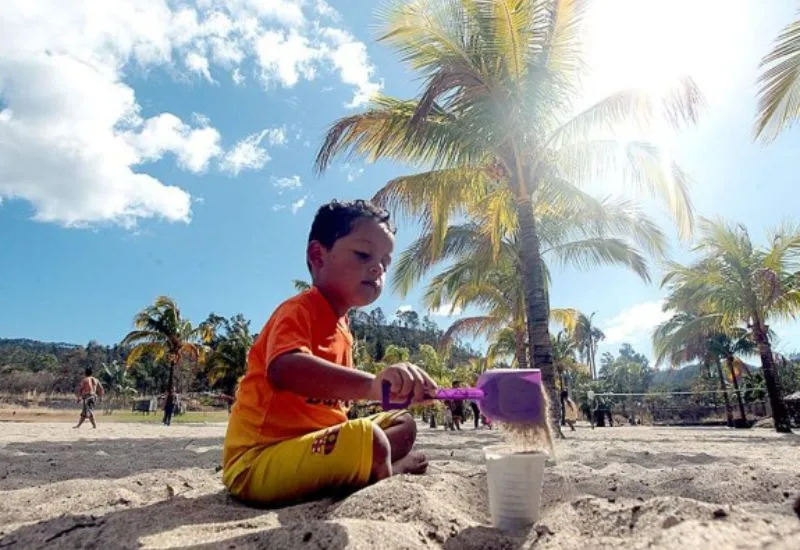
[163,389,177,426]
[563,390,578,431]
[449,380,464,431]
[73,367,104,429]
[469,400,480,429]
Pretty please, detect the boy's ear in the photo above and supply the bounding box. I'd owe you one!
[307,240,325,270]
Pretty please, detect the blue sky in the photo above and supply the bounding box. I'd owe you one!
[1,0,799,365]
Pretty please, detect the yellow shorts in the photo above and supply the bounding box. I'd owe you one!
[224,410,406,505]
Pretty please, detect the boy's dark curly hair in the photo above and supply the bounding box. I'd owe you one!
[308,199,395,249]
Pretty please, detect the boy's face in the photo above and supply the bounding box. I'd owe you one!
[309,217,395,312]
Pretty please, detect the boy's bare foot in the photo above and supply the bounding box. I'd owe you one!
[392,451,428,475]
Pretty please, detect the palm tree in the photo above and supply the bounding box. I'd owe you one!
[292,279,311,292]
[573,312,605,379]
[707,332,756,426]
[661,218,800,433]
[122,296,211,407]
[402,195,664,369]
[206,316,253,399]
[755,14,800,141]
[653,311,737,428]
[314,0,700,426]
[99,360,137,413]
[551,330,587,392]
[435,262,579,370]
[485,326,517,368]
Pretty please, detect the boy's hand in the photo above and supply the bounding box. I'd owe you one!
[370,362,437,404]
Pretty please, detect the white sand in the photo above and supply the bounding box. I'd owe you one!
[0,420,798,549]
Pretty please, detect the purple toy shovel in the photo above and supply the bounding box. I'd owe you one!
[381,369,545,424]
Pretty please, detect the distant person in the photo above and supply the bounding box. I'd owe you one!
[443,404,454,430]
[469,400,480,429]
[222,200,435,506]
[562,390,578,432]
[73,367,104,429]
[163,390,177,426]
[449,380,464,431]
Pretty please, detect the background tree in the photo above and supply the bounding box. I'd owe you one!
[314,0,700,428]
[121,296,211,407]
[662,219,800,432]
[653,311,736,427]
[99,360,137,413]
[573,312,605,380]
[205,314,254,398]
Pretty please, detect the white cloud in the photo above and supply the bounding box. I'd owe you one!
[0,0,381,228]
[272,175,302,189]
[272,203,286,211]
[291,195,308,214]
[429,303,464,317]
[232,67,245,86]
[264,126,287,146]
[320,28,382,107]
[185,51,214,82]
[602,300,672,345]
[256,29,322,87]
[315,0,341,22]
[396,304,413,314]
[125,113,222,173]
[219,129,282,175]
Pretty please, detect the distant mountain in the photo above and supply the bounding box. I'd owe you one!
[650,363,704,390]
[0,338,80,351]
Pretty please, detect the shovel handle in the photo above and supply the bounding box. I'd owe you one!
[381,381,414,410]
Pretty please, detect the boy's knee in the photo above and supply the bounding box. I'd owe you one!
[395,411,417,437]
[370,422,391,481]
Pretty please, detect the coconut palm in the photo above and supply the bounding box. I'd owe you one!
[572,312,605,379]
[122,296,211,407]
[661,218,800,433]
[653,311,737,427]
[99,360,137,413]
[754,14,800,140]
[405,195,665,368]
[551,330,587,392]
[707,331,756,426]
[314,0,700,425]
[206,316,253,398]
[292,279,311,292]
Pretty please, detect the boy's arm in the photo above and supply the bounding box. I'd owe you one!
[269,352,436,404]
[269,352,375,402]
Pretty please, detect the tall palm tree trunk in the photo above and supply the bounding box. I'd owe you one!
[513,182,560,440]
[725,356,748,425]
[514,328,529,369]
[753,325,792,433]
[714,358,735,428]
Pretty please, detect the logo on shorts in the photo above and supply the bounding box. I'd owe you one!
[311,426,341,455]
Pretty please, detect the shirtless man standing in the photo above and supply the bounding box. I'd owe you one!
[74,367,105,429]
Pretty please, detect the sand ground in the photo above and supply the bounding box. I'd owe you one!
[0,420,798,549]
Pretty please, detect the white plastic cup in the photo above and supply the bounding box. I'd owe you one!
[483,444,546,532]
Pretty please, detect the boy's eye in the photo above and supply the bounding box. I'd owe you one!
[354,251,370,261]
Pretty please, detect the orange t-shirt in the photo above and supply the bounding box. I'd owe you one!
[223,287,353,468]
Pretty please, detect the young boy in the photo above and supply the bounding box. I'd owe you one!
[223,200,436,506]
[74,367,104,429]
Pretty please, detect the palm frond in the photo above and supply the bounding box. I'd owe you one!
[550,307,579,333]
[545,77,704,150]
[544,237,651,281]
[442,315,506,345]
[755,15,800,141]
[314,96,481,174]
[125,343,167,367]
